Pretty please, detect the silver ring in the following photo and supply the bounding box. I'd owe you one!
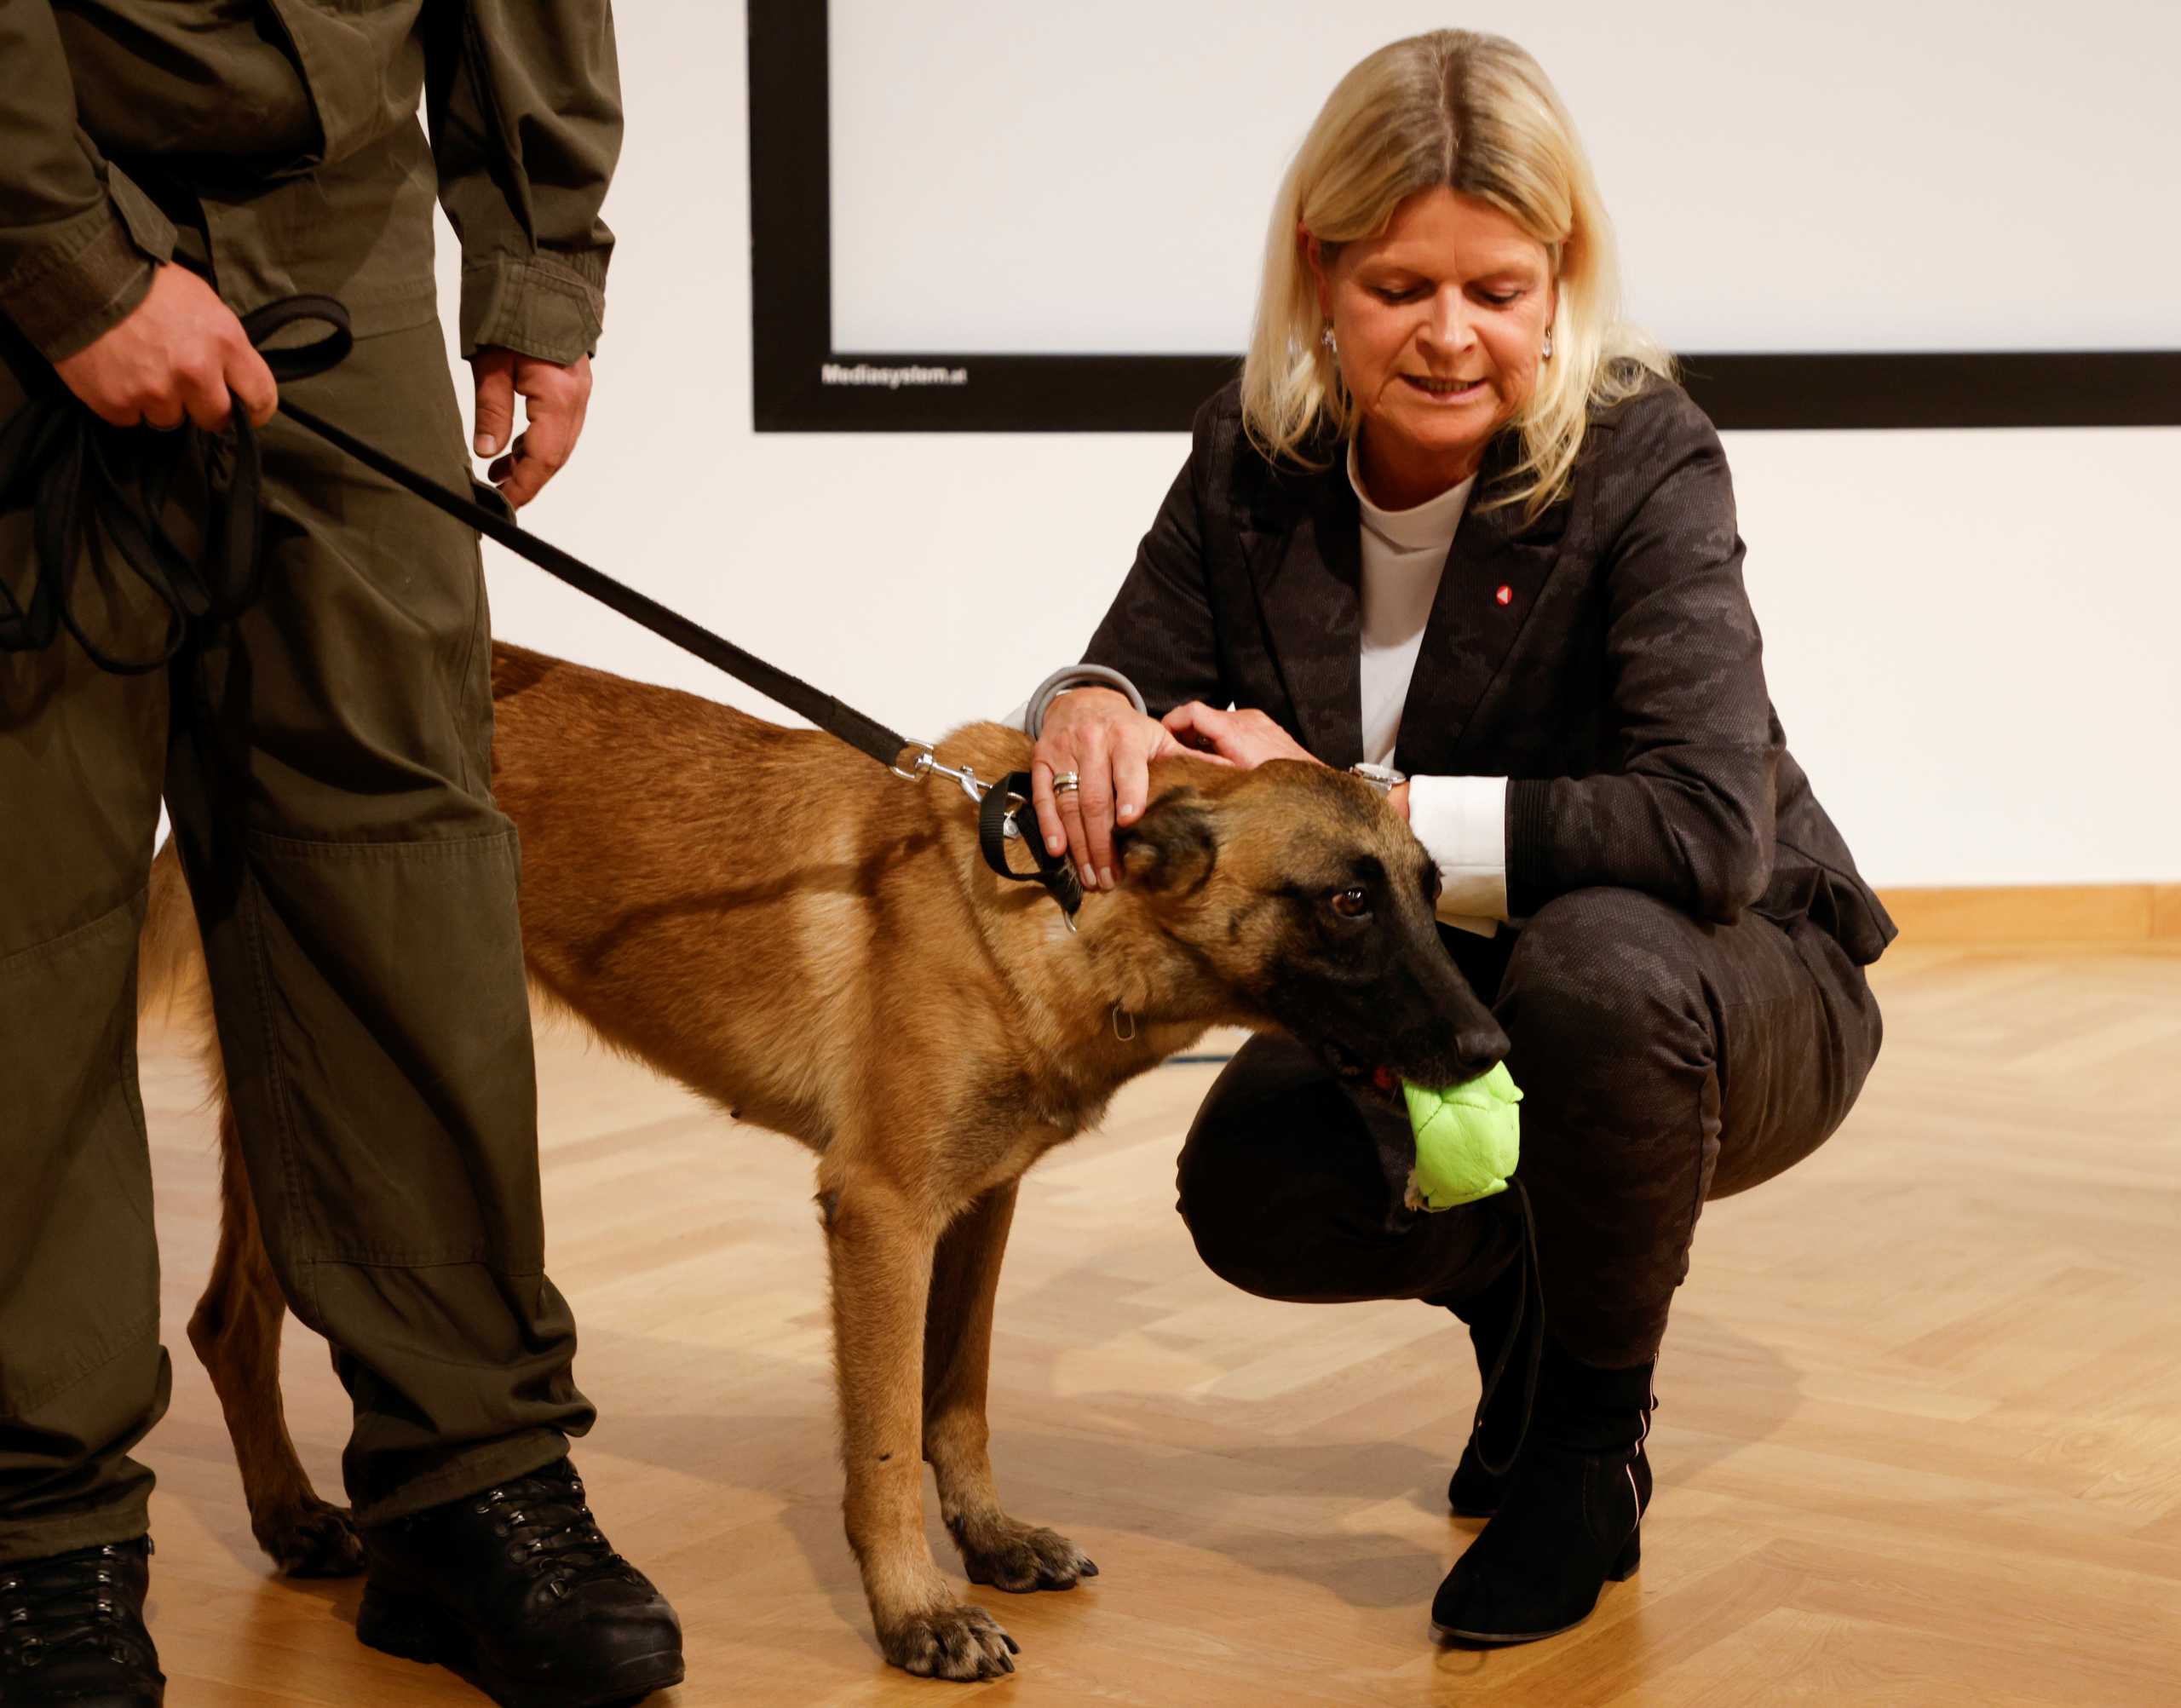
[1051,772,1081,796]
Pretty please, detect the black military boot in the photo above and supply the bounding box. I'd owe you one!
[357,1458,682,1708]
[0,1537,164,1706]
[1431,1337,1655,1645]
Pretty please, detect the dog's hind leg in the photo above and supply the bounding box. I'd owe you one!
[923,1182,1098,1594]
[820,1161,1021,1681]
[186,1098,364,1578]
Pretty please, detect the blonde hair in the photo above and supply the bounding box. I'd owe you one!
[1241,30,1672,520]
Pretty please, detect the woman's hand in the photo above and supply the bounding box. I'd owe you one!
[1161,703,1320,771]
[1031,688,1220,893]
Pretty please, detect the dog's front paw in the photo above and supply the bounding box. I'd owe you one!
[953,1515,1100,1594]
[881,1601,1020,1681]
[255,1497,364,1579]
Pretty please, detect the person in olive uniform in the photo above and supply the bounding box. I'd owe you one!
[0,5,683,1705]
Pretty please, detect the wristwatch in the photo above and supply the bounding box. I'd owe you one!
[1348,762,1407,794]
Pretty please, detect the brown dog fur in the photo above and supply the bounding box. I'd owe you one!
[139,641,1502,1680]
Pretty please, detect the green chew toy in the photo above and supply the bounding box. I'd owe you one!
[1401,1062,1523,1211]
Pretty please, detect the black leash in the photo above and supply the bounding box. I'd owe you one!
[250,298,925,775]
[0,294,1078,913]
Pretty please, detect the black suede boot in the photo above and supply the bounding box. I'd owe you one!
[1438,1257,1527,1516]
[1430,1337,1655,1645]
[0,1537,164,1706]
[357,1458,683,1708]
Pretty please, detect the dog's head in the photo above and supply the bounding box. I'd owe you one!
[1117,759,1507,1096]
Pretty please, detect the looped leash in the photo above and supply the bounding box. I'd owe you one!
[234,293,356,382]
[976,770,1084,929]
[0,296,351,673]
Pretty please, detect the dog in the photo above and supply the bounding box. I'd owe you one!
[139,641,1507,1681]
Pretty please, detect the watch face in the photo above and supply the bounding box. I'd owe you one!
[1350,762,1403,791]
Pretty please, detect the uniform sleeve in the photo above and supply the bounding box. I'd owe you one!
[423,0,624,365]
[1079,401,1229,716]
[1505,400,1781,924]
[0,2,166,359]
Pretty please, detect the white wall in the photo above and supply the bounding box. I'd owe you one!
[428,3,2181,889]
[831,0,2181,354]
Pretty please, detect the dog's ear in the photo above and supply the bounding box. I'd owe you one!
[1118,786,1218,895]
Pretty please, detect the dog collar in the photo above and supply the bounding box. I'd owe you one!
[976,771,1084,929]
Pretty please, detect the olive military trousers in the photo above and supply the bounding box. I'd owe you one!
[1177,887,1885,1370]
[0,298,592,1565]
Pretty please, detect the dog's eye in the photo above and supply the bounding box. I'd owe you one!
[1330,886,1371,919]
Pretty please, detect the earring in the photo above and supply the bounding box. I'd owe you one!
[1541,327,1555,360]
[1321,324,1338,355]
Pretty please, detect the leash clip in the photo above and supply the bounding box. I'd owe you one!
[893,742,993,809]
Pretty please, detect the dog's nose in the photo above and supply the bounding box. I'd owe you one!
[1456,1023,1509,1077]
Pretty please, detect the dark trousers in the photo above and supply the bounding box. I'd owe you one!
[1176,887,1885,1369]
[0,229,590,1564]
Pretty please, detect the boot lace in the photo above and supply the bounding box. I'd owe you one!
[469,1464,631,1602]
[0,1541,151,1675]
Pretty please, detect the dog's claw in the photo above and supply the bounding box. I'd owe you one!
[883,1602,1020,1682]
[955,1517,1099,1594]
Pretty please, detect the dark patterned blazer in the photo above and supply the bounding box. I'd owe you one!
[1082,377,1896,965]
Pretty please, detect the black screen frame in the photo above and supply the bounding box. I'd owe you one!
[750,1,2179,434]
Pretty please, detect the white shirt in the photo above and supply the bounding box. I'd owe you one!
[1349,439,1511,937]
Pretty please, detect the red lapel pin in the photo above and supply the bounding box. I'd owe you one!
[1494,584,1512,606]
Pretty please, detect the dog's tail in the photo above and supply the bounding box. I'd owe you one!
[139,837,224,1095]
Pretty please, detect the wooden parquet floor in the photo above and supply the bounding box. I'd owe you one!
[131,943,2181,1705]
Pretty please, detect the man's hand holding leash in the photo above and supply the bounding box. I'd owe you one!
[50,262,591,514]
[54,263,278,432]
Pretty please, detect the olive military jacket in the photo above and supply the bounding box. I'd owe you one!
[0,0,620,363]
[1084,378,1898,966]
